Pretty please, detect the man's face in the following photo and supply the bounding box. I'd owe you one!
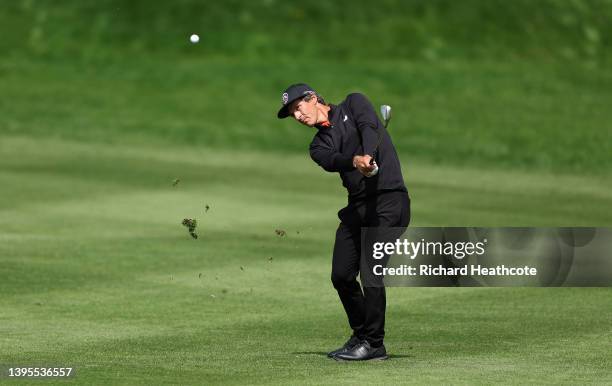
[288,96,318,127]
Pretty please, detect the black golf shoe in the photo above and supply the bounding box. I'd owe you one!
[327,336,362,358]
[334,341,388,361]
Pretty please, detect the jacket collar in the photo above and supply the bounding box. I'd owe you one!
[315,104,338,129]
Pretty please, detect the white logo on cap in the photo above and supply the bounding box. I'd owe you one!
[282,92,289,105]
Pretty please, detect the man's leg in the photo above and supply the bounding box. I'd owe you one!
[362,192,411,347]
[331,222,366,339]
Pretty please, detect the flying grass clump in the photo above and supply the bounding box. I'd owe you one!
[275,229,286,237]
[182,218,198,239]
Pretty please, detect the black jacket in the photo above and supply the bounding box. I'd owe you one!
[309,93,408,201]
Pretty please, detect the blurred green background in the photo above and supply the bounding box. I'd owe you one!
[2,1,612,384]
[2,0,611,173]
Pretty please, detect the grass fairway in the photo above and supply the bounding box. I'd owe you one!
[1,136,611,384]
[2,1,611,383]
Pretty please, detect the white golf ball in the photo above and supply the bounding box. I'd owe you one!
[190,34,200,44]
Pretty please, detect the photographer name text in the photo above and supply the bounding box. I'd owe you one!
[373,264,538,277]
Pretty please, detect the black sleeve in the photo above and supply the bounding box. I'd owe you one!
[346,93,380,157]
[309,131,355,172]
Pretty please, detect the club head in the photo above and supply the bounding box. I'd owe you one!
[380,105,392,127]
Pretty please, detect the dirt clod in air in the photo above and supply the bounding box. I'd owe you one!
[182,218,198,239]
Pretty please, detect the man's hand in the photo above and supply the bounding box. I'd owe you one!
[353,155,377,176]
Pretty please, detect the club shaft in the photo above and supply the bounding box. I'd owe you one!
[369,122,388,165]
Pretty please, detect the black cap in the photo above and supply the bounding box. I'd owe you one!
[277,83,316,119]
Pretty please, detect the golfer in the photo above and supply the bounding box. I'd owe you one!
[277,84,410,361]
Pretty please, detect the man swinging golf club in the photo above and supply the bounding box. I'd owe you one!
[277,83,411,361]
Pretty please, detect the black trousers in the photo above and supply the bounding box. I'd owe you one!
[331,190,410,348]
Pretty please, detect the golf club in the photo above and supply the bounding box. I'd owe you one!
[367,105,392,176]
